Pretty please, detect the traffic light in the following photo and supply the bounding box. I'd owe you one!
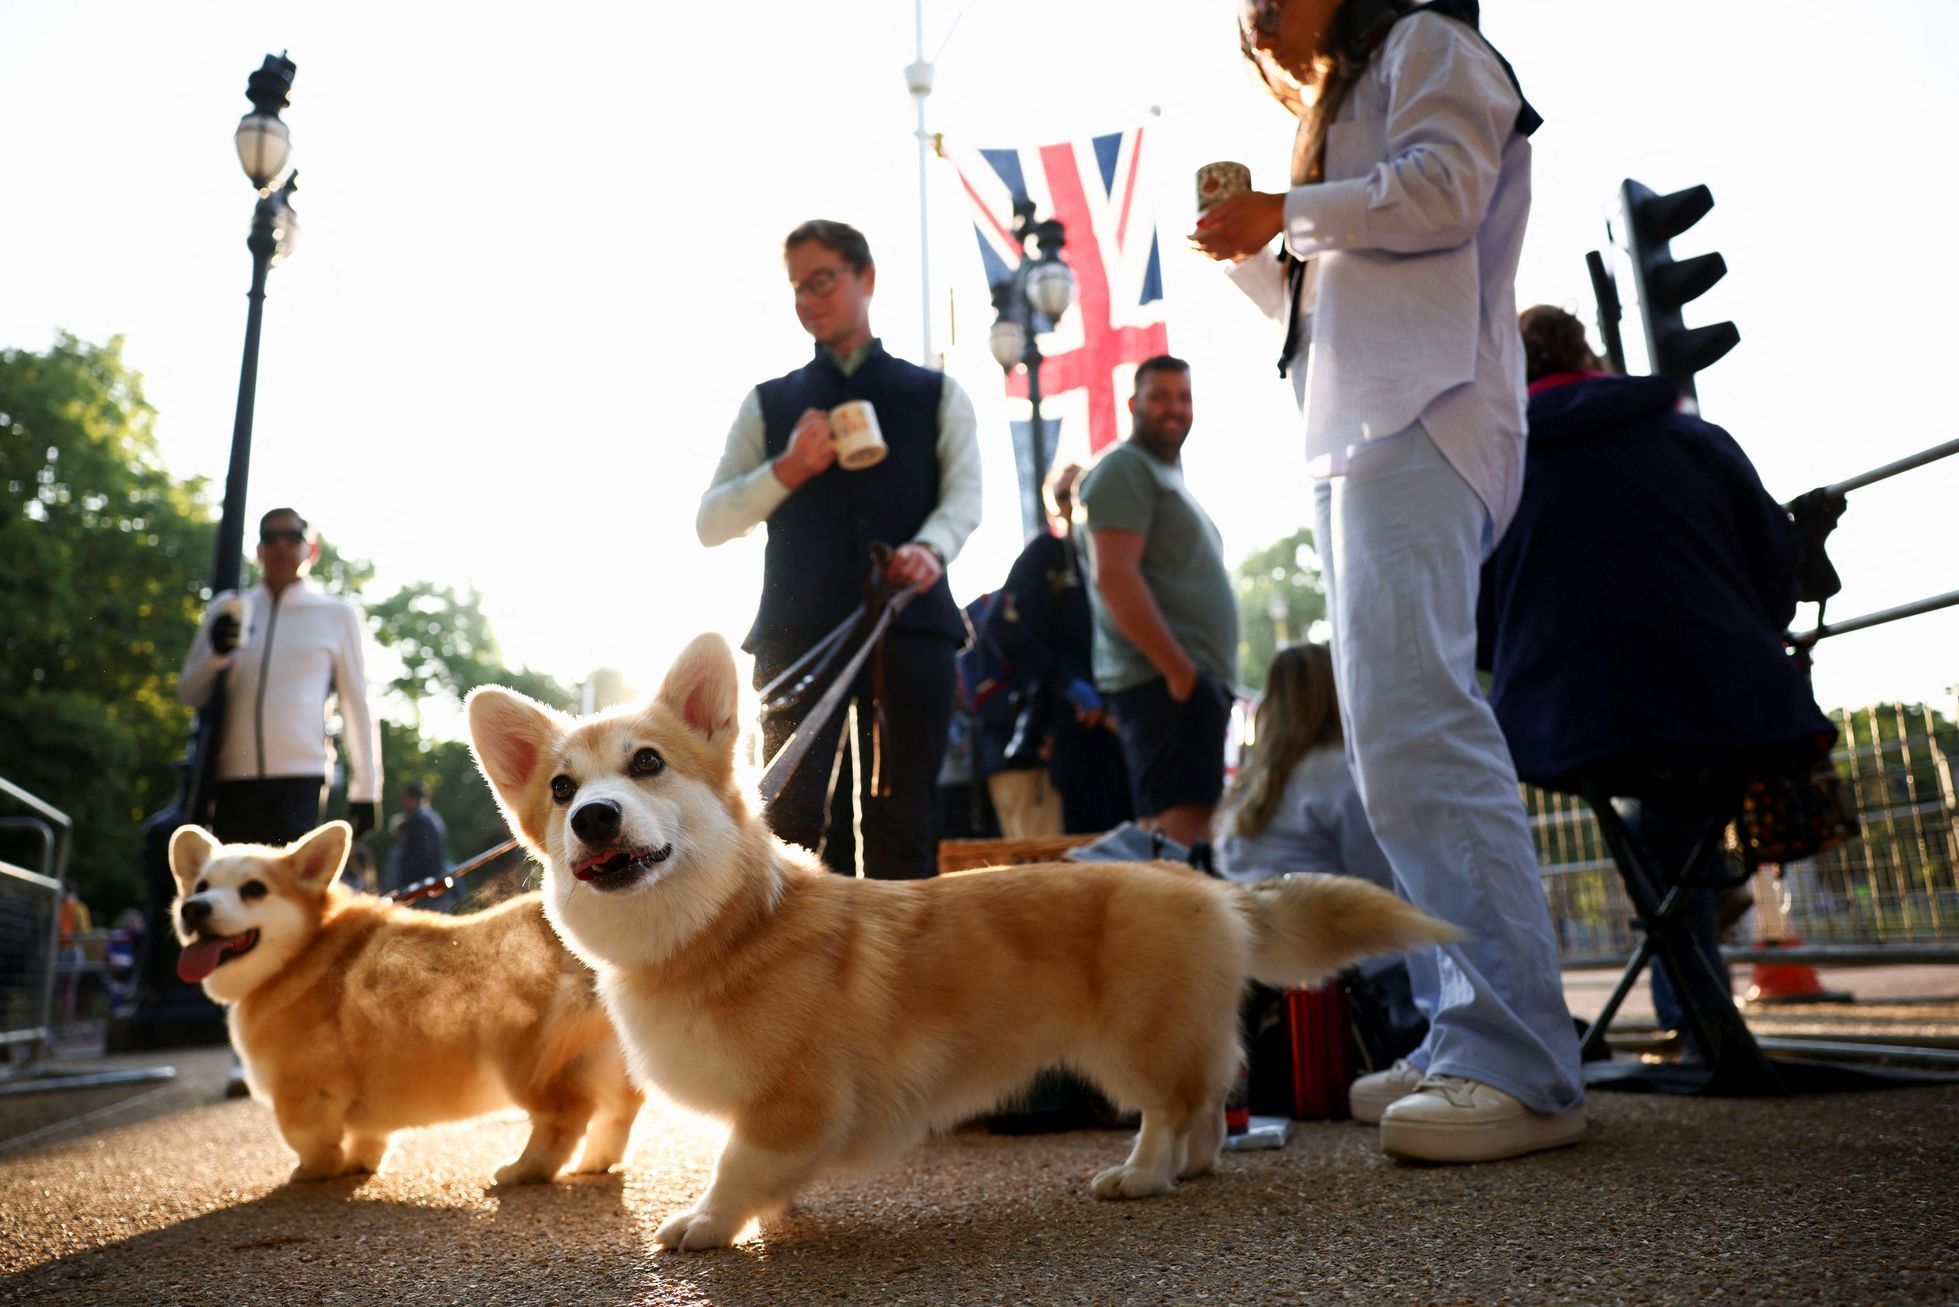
[1612,179,1739,400]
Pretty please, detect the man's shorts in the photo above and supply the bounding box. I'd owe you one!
[1104,672,1232,818]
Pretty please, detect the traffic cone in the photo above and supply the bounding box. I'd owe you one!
[1742,869,1853,1005]
[1743,935,1852,1004]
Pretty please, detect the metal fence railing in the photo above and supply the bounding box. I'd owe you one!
[1528,700,1959,968]
[0,777,72,1082]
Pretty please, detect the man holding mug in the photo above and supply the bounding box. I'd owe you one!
[697,219,982,880]
[177,507,381,847]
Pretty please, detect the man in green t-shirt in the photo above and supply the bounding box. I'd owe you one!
[1077,356,1239,848]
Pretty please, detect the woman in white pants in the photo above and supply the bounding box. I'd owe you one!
[1192,0,1584,1162]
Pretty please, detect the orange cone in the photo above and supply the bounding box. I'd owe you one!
[1744,935,1852,1004]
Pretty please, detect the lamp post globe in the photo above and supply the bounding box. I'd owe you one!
[1028,259,1076,321]
[989,318,1028,372]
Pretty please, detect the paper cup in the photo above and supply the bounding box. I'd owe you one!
[1196,161,1252,213]
[829,400,888,471]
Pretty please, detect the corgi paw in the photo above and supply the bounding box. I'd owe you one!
[1090,1163,1174,1200]
[568,1152,620,1176]
[349,1139,389,1173]
[493,1158,559,1186]
[654,1207,742,1252]
[289,1157,355,1183]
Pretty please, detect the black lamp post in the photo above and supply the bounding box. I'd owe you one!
[987,200,1076,539]
[212,52,300,595]
[122,54,300,1049]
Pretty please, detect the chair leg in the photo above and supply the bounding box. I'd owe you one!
[1582,791,1785,1095]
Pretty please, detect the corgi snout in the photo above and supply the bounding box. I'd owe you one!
[180,897,214,930]
[571,799,623,846]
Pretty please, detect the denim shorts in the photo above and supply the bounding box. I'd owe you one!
[1105,672,1232,818]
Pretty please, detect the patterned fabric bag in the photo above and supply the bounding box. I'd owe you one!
[1737,744,1858,871]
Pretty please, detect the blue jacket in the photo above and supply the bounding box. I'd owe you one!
[1476,373,1833,788]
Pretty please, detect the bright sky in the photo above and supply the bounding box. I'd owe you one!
[5,1,1956,722]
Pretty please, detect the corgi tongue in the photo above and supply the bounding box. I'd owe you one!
[177,937,229,984]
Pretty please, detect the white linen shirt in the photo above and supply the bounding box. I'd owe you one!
[695,361,983,566]
[178,579,382,803]
[1228,9,1533,536]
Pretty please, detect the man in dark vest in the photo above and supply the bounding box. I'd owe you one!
[697,219,981,879]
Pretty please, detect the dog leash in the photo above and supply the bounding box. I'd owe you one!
[385,836,521,907]
[757,547,922,806]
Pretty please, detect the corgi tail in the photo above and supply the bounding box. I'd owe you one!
[1242,873,1461,989]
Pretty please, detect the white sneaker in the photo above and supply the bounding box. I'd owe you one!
[1348,1058,1425,1125]
[1378,1075,1586,1163]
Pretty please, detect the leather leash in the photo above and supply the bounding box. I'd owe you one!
[757,547,922,807]
[385,836,521,907]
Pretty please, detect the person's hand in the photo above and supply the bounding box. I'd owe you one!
[346,802,377,841]
[1166,658,1200,705]
[1188,190,1287,264]
[886,542,943,592]
[773,408,837,489]
[210,613,241,655]
[1063,676,1104,727]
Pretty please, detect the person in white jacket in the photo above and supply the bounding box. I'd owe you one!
[178,507,380,847]
[1191,0,1583,1163]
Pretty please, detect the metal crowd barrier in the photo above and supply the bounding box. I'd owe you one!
[0,777,72,1083]
[1530,700,1959,969]
[0,777,176,1102]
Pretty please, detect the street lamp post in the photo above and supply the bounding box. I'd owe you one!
[988,200,1076,539]
[124,54,301,1049]
[212,52,299,594]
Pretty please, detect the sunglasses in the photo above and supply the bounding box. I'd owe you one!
[260,529,309,545]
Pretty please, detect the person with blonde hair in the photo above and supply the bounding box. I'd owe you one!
[1217,643,1388,892]
[1191,0,1583,1162]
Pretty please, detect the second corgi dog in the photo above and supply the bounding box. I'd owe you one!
[169,820,642,1184]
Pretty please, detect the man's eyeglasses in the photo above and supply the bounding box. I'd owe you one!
[790,266,849,300]
[260,529,309,546]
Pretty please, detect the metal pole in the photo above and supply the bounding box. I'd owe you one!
[1791,588,1959,647]
[911,0,933,364]
[212,195,279,595]
[1820,435,1959,500]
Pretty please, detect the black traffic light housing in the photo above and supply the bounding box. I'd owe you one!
[1613,179,1740,399]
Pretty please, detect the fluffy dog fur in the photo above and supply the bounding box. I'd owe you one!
[467,633,1457,1250]
[168,820,642,1183]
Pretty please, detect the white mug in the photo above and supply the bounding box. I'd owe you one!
[829,400,888,471]
[218,594,253,653]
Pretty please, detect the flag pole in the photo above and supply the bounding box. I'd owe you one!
[905,0,936,365]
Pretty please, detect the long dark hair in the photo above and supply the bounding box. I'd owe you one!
[1240,0,1404,185]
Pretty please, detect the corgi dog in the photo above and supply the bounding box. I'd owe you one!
[466,633,1456,1251]
[168,820,642,1184]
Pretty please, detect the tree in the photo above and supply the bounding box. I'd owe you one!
[0,334,215,913]
[1233,526,1328,692]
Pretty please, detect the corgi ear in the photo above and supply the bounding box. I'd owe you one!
[169,825,222,893]
[467,685,570,849]
[286,821,351,890]
[655,633,740,755]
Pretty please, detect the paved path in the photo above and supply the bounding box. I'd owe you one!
[3,1042,1956,1306]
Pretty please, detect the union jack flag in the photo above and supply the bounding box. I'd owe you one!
[943,126,1171,537]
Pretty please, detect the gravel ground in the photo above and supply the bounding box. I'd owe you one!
[2,1051,1956,1307]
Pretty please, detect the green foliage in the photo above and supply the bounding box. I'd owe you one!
[0,334,215,912]
[1233,526,1328,692]
[367,581,574,711]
